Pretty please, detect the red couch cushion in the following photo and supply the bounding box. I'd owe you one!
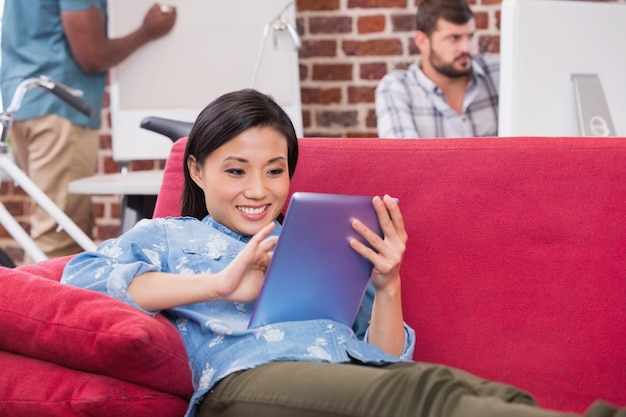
[0,258,193,403]
[0,350,188,417]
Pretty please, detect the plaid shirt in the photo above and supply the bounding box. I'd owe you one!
[375,55,499,138]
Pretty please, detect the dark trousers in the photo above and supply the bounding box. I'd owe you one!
[199,361,619,417]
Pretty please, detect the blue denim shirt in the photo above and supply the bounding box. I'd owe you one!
[61,216,416,417]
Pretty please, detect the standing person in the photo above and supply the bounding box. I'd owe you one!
[0,1,176,260]
[375,0,499,138]
[62,89,623,417]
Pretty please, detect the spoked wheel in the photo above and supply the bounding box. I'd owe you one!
[0,247,16,268]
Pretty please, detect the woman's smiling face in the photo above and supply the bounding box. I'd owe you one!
[187,126,290,236]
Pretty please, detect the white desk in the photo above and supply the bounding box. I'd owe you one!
[68,170,163,195]
[69,170,164,232]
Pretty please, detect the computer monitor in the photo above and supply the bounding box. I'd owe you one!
[498,0,626,137]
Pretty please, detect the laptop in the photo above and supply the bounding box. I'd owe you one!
[247,192,384,329]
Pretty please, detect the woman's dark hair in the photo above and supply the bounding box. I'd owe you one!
[416,0,474,37]
[181,89,299,220]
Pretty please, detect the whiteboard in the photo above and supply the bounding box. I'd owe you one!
[108,0,302,161]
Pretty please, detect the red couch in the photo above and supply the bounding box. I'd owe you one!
[1,136,625,416]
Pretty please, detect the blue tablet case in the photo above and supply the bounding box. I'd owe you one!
[248,192,383,329]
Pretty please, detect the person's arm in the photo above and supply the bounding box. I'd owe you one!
[62,219,277,314]
[128,223,278,312]
[61,3,176,74]
[349,195,408,357]
[368,276,405,357]
[375,74,421,139]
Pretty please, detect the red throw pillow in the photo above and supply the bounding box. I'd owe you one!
[0,267,193,400]
[0,350,189,417]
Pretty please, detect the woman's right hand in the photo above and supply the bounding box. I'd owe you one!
[212,222,278,303]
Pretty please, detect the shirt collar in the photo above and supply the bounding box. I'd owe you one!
[201,215,282,243]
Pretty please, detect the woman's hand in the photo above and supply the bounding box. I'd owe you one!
[349,195,407,292]
[213,222,278,303]
[349,195,408,356]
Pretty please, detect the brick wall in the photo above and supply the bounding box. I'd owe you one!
[0,0,617,265]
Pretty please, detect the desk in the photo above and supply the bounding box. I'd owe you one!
[69,170,164,233]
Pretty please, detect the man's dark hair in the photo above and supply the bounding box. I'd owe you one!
[416,0,474,36]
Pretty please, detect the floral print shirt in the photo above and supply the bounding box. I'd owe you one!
[61,215,416,417]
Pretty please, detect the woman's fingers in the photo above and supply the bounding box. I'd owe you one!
[350,195,407,277]
[356,195,406,253]
[250,222,276,244]
[382,195,407,242]
[374,195,407,243]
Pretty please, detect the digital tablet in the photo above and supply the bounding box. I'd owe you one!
[248,192,383,329]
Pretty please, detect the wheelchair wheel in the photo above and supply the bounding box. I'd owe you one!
[0,247,16,268]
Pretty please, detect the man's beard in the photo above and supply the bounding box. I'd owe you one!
[429,50,473,79]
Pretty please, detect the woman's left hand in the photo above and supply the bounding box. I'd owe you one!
[349,194,408,356]
[349,195,407,293]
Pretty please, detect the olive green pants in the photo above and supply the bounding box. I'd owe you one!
[199,361,620,417]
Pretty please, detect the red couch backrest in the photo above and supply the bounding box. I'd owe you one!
[154,136,626,413]
[153,137,187,218]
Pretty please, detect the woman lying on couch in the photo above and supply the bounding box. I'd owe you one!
[61,89,624,417]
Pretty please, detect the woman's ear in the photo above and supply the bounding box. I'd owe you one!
[187,155,203,187]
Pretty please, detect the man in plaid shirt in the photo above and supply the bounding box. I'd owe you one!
[375,0,499,139]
